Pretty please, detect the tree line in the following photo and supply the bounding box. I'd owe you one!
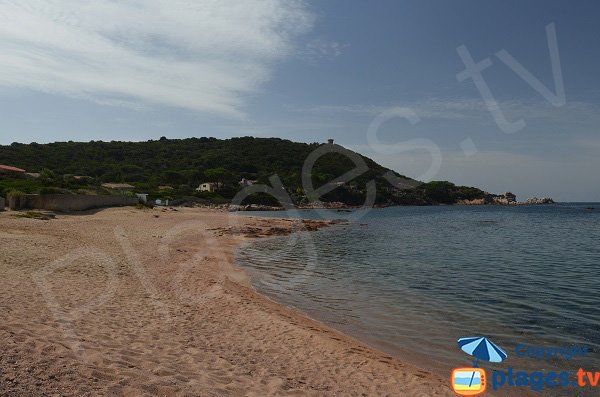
[0,137,488,205]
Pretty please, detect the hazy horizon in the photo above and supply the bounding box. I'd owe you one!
[1,1,599,202]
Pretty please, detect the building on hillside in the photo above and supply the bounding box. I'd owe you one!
[239,178,257,187]
[196,182,220,193]
[0,164,26,177]
[101,183,135,191]
[327,139,334,144]
[25,172,41,179]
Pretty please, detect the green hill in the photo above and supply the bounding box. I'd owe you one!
[0,137,487,206]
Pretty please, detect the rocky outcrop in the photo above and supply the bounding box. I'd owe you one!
[456,198,487,205]
[525,197,555,204]
[298,201,349,209]
[457,194,555,206]
[488,192,517,205]
[229,204,284,211]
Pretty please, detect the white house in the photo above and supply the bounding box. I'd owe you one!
[135,193,148,204]
[197,182,219,192]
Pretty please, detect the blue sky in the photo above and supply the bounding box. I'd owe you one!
[0,0,599,201]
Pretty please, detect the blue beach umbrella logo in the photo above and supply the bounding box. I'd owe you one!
[458,336,508,367]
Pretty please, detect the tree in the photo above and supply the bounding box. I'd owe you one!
[40,168,56,180]
[203,167,234,185]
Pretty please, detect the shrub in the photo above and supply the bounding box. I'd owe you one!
[40,168,56,179]
[14,211,55,220]
[39,187,64,195]
[7,190,26,210]
[0,179,43,194]
[193,191,226,203]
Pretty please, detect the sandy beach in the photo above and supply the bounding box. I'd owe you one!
[0,207,453,396]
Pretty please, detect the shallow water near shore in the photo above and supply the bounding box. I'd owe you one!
[236,204,600,396]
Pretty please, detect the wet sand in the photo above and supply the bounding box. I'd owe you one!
[0,207,453,396]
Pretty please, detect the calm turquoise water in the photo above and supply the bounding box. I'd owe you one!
[235,204,600,396]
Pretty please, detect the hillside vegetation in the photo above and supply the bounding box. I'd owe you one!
[0,137,488,206]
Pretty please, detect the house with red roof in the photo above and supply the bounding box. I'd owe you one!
[0,164,26,176]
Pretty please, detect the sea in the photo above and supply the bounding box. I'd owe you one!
[235,204,600,397]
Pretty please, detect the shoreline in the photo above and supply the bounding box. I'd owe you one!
[232,214,466,382]
[233,210,543,397]
[232,201,559,212]
[0,207,454,396]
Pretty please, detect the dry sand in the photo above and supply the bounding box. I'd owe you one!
[0,207,454,396]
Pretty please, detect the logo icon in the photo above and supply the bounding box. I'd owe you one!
[451,367,486,396]
[452,336,507,396]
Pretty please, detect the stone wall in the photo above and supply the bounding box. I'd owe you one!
[14,194,138,212]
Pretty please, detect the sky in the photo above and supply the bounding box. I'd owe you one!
[0,0,599,201]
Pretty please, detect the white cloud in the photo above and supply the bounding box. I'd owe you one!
[288,102,470,120]
[300,39,348,60]
[289,98,600,124]
[0,0,314,116]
